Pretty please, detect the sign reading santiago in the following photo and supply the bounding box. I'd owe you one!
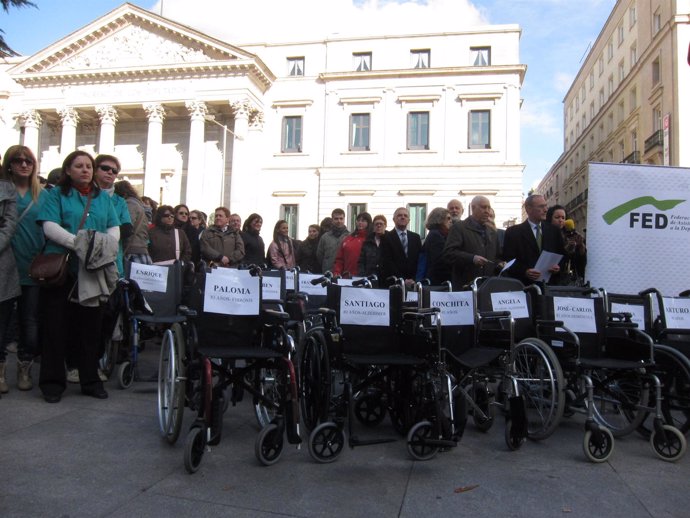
[587,163,690,295]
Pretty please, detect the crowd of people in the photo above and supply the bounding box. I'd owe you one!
[0,146,587,404]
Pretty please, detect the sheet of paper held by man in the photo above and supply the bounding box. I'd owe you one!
[534,251,563,282]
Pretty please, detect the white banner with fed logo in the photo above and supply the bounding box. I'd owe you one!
[203,272,260,315]
[490,291,529,319]
[663,297,690,329]
[129,263,168,293]
[340,287,389,326]
[553,297,597,333]
[429,291,474,326]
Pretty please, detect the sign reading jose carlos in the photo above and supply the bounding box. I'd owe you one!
[587,162,690,295]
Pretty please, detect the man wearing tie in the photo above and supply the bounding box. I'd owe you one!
[502,194,565,286]
[379,207,422,286]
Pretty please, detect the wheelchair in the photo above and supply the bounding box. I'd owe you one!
[303,281,435,462]
[604,288,690,437]
[535,285,686,462]
[428,277,564,451]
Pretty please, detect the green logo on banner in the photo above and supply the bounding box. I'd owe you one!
[602,196,686,224]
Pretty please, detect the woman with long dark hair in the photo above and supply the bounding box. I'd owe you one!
[241,213,266,267]
[546,204,587,284]
[296,224,321,273]
[148,204,192,264]
[37,150,120,402]
[267,219,295,269]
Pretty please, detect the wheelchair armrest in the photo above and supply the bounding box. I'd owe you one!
[315,307,336,317]
[536,319,564,328]
[658,328,690,339]
[479,311,511,320]
[262,308,290,322]
[177,305,196,317]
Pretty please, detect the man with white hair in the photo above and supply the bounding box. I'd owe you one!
[442,195,502,287]
[447,199,464,223]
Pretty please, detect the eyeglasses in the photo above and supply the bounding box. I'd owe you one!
[374,222,386,226]
[189,216,199,220]
[11,158,34,166]
[177,211,189,216]
[162,213,174,218]
[98,164,119,174]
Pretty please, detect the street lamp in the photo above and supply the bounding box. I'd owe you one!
[204,114,243,207]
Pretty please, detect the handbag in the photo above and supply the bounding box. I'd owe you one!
[29,191,93,287]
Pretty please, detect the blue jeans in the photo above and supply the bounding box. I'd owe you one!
[17,285,41,362]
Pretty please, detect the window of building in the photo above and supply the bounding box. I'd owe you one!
[407,204,427,238]
[589,73,594,90]
[281,116,302,153]
[468,110,491,149]
[581,85,586,102]
[618,140,625,161]
[582,114,586,130]
[407,111,429,150]
[576,122,580,138]
[607,40,613,61]
[653,106,662,132]
[349,113,370,151]
[598,56,604,76]
[652,57,661,85]
[617,23,624,45]
[348,203,367,231]
[281,204,299,238]
[608,113,614,134]
[470,46,491,66]
[629,87,637,111]
[575,96,579,112]
[653,10,661,34]
[599,88,605,108]
[630,44,637,66]
[629,5,637,27]
[410,49,430,69]
[618,101,625,123]
[287,57,304,77]
[618,60,625,82]
[608,75,614,96]
[568,104,573,121]
[631,129,637,152]
[353,52,372,72]
[590,101,595,120]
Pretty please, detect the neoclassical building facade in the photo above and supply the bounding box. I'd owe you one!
[0,3,526,238]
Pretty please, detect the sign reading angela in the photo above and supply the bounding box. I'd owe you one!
[429,291,474,326]
[129,263,168,293]
[203,272,260,315]
[662,297,690,329]
[490,291,529,319]
[610,302,646,329]
[553,296,597,333]
[340,287,389,326]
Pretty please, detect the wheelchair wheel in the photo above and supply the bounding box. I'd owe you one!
[157,325,186,445]
[637,346,690,438]
[299,328,330,431]
[471,382,494,433]
[308,422,345,463]
[254,367,281,430]
[99,337,119,379]
[504,418,526,451]
[354,388,387,427]
[184,426,205,474]
[588,369,649,437]
[511,338,564,441]
[650,424,687,462]
[118,361,134,389]
[407,420,440,461]
[255,423,284,466]
[583,427,614,463]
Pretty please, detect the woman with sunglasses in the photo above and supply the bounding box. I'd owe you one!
[0,146,48,392]
[148,205,191,264]
[36,150,120,403]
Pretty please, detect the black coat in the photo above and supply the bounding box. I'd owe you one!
[240,230,266,267]
[357,233,381,276]
[296,237,320,273]
[378,228,422,284]
[502,219,566,286]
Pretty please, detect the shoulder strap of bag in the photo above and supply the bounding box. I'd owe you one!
[17,200,34,223]
[174,228,180,260]
[77,192,93,231]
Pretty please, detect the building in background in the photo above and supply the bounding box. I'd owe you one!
[0,3,526,238]
[538,0,690,230]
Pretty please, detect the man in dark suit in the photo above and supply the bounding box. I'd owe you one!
[379,207,422,286]
[502,194,566,286]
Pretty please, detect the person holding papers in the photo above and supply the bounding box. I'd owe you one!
[502,194,566,286]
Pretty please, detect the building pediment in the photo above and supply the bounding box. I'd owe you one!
[8,3,274,90]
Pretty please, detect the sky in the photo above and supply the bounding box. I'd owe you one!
[0,0,616,194]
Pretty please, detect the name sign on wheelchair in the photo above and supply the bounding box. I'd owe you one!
[662,297,690,329]
[203,272,260,315]
[610,302,645,329]
[285,270,295,290]
[553,297,597,333]
[335,277,363,286]
[298,273,327,295]
[490,291,528,319]
[429,291,474,326]
[128,263,168,293]
[261,276,282,300]
[340,287,389,326]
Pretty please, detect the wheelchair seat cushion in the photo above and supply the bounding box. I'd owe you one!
[197,345,283,360]
[453,346,504,369]
[577,357,648,370]
[342,353,426,366]
[135,313,186,324]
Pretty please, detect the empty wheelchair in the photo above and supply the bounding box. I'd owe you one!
[535,286,686,462]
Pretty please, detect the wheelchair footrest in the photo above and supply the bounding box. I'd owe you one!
[350,437,397,447]
[419,438,458,448]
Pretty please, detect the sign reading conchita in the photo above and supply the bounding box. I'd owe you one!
[129,263,168,293]
[587,163,690,295]
[339,287,389,326]
[429,291,474,326]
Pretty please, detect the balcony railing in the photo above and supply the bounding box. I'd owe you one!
[621,151,641,164]
[644,130,663,153]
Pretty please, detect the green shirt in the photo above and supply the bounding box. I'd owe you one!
[12,189,47,285]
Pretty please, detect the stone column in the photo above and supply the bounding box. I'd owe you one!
[19,110,42,159]
[228,100,251,215]
[143,103,165,201]
[184,101,207,210]
[96,105,118,155]
[57,107,79,157]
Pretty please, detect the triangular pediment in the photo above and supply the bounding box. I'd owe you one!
[9,3,274,88]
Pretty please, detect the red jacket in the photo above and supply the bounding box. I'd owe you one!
[333,230,367,277]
